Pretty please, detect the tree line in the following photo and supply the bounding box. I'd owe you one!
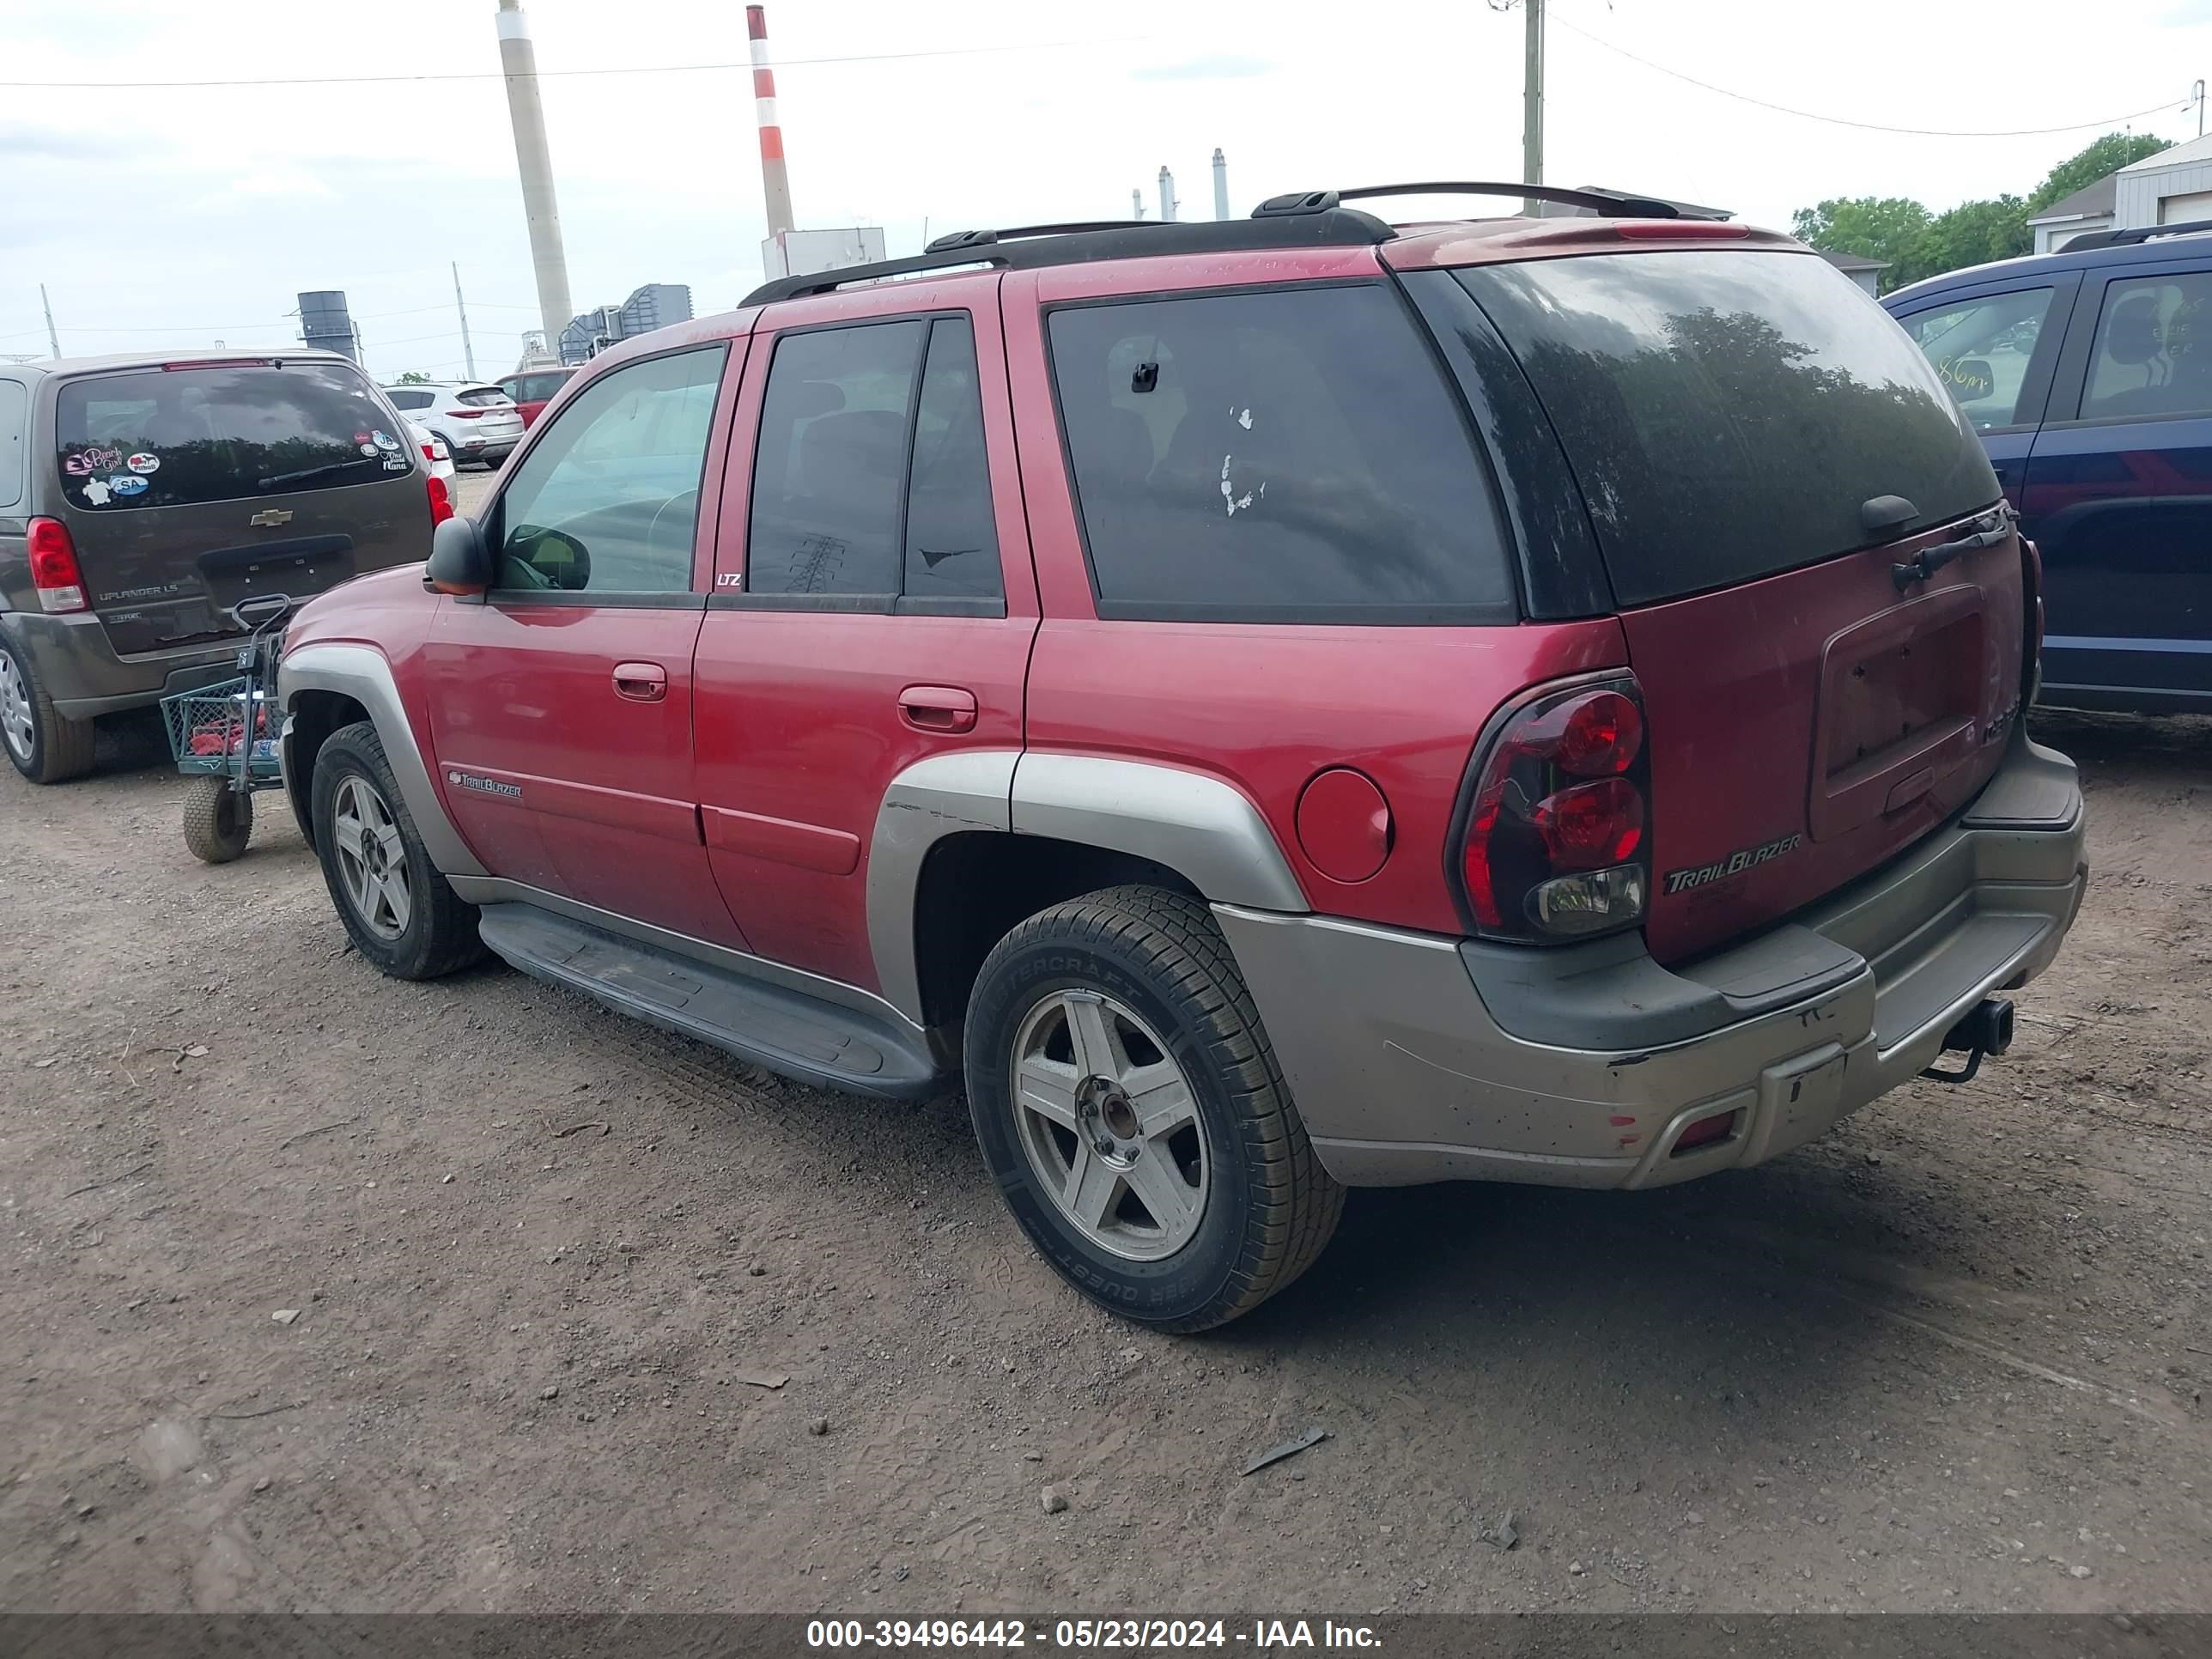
[1791,132,2174,295]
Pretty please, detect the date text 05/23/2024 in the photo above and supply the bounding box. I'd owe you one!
[805,1620,1382,1650]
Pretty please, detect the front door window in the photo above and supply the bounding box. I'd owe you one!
[493,345,727,595]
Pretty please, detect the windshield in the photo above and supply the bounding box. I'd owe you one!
[55,361,410,511]
[1454,249,2001,606]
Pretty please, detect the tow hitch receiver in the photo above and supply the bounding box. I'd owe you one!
[1922,997,2014,1085]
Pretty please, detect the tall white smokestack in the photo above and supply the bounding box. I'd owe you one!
[1212,149,1229,221]
[1158,165,1177,223]
[495,1,574,349]
[748,5,796,238]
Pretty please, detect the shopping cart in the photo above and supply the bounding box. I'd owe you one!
[160,593,295,864]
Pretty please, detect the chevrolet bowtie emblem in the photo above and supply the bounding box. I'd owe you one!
[249,508,294,527]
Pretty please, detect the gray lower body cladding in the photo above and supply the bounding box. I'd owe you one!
[1217,734,2087,1191]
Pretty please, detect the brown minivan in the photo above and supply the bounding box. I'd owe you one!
[0,349,444,782]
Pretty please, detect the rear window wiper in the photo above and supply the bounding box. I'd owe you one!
[257,455,393,490]
[1892,505,2014,592]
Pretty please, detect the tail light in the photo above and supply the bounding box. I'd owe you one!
[427,474,453,526]
[27,518,89,614]
[447,408,484,419]
[1454,675,1650,942]
[421,442,439,462]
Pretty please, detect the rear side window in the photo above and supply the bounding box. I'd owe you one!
[744,313,1005,611]
[2081,270,2212,422]
[903,317,1000,601]
[1455,250,2001,606]
[1899,287,2057,430]
[386,388,434,411]
[0,380,25,512]
[55,362,412,512]
[1048,285,1515,623]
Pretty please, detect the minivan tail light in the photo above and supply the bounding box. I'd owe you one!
[426,474,453,526]
[27,518,89,614]
[1455,677,1651,942]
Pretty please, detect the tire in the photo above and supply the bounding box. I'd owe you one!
[181,775,252,863]
[963,885,1343,1333]
[0,635,98,784]
[310,720,488,979]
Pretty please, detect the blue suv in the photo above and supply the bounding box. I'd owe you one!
[1887,224,2212,714]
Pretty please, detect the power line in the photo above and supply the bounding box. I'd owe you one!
[1550,13,2182,139]
[0,35,1127,92]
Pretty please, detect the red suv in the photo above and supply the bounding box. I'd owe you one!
[277,185,2087,1331]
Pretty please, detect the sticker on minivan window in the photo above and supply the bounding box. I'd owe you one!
[371,429,398,452]
[79,477,113,506]
[126,453,160,474]
[64,447,123,477]
[106,475,148,497]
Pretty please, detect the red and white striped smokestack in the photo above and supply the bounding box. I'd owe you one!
[747,5,796,238]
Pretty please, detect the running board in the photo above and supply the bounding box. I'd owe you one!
[474,903,942,1101]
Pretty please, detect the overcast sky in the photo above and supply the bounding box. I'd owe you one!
[6,0,2211,380]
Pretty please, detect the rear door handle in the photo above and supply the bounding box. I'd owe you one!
[898,684,978,733]
[613,661,668,703]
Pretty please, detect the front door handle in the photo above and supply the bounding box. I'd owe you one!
[613,661,668,703]
[898,684,978,733]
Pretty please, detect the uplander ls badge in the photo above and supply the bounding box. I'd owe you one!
[447,769,522,799]
[1664,833,1803,896]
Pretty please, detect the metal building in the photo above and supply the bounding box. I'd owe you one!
[556,284,696,365]
[297,291,358,362]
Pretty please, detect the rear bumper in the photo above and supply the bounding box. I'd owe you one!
[446,429,519,458]
[1,611,237,719]
[1218,733,2087,1191]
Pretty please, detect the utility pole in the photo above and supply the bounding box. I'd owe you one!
[2196,79,2206,138]
[452,262,477,381]
[39,283,59,358]
[1522,0,1544,216]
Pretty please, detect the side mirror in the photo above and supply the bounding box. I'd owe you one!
[426,514,491,595]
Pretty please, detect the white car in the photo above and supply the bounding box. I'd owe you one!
[404,419,456,487]
[380,380,525,468]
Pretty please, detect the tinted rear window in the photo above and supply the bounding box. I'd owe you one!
[1454,250,2000,606]
[458,386,514,407]
[1048,284,1516,623]
[56,362,410,512]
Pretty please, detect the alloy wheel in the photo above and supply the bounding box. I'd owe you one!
[1010,990,1209,1261]
[331,773,412,940]
[0,652,34,763]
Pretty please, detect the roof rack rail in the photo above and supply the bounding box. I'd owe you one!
[1253,182,1725,222]
[924,221,1148,253]
[740,210,1395,306]
[2059,219,2212,252]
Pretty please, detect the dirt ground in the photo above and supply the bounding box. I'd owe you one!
[3,544,2209,1614]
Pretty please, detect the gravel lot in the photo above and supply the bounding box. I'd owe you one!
[3,518,2208,1614]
